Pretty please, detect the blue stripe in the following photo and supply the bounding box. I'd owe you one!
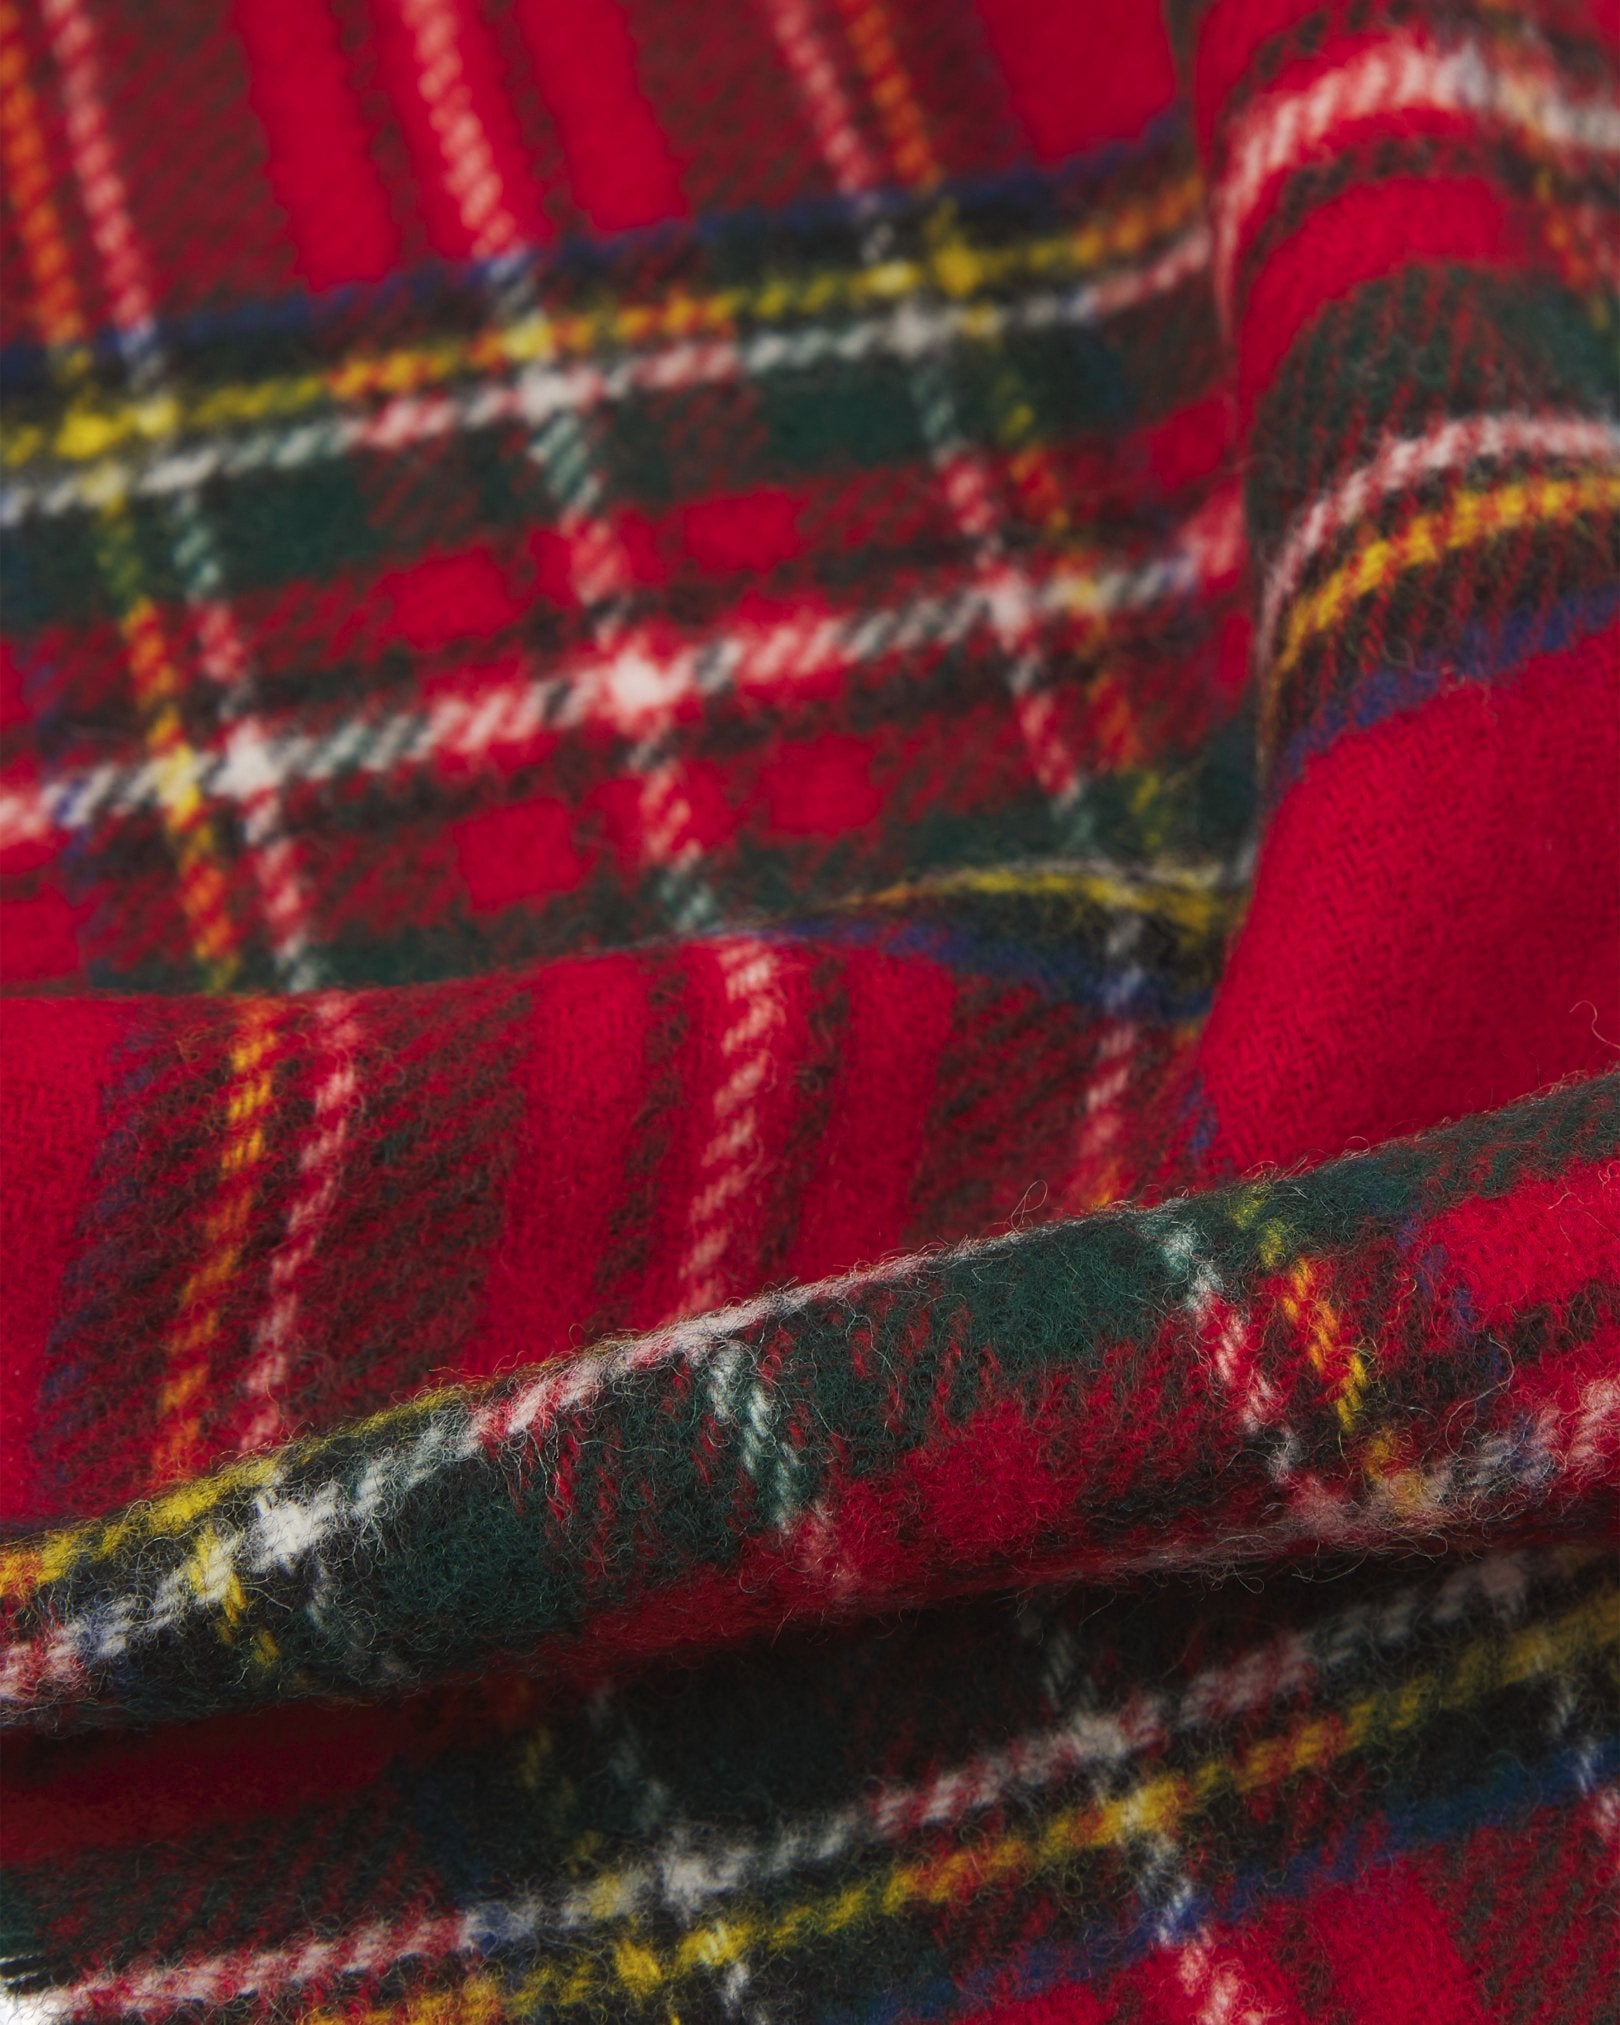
[0,117,1186,386]
[1272,582,1620,802]
[830,1731,1620,2025]
[767,915,1213,1023]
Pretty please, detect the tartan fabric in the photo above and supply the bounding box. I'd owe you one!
[0,0,1617,2021]
[4,1067,1618,1731]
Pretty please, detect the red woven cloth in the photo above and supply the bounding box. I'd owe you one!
[1,1,1617,2019]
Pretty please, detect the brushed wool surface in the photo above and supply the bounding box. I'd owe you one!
[0,1,1616,2020]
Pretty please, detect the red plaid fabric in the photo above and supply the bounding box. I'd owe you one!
[0,1,1616,2020]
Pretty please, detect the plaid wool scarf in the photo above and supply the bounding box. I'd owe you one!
[0,0,1617,2019]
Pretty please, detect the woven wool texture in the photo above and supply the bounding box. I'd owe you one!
[0,0,1617,2020]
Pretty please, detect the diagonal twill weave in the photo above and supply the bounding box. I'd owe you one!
[1,0,1618,2020]
[3,1067,1617,1731]
[4,1544,1615,2020]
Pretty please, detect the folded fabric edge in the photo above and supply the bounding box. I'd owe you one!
[1,1065,1615,1733]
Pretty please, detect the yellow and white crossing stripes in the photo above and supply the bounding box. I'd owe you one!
[39,1571,1615,2022]
[0,174,1206,481]
[504,1582,1620,2009]
[150,1002,280,1484]
[1254,413,1620,679]
[0,0,243,988]
[1265,466,1620,726]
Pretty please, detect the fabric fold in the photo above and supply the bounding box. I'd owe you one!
[2,0,1618,2017]
[1,863,1236,1530]
[5,1068,1614,1732]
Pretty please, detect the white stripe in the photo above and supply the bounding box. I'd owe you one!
[236,997,364,1451]
[394,0,522,263]
[0,231,1211,528]
[0,502,1237,850]
[14,1547,1567,2018]
[37,0,320,985]
[675,939,789,1327]
[763,0,1080,803]
[1254,412,1620,674]
[758,0,885,195]
[1215,31,1620,308]
[0,1335,1594,1720]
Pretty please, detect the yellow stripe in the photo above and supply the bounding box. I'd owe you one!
[850,862,1237,938]
[1269,468,1620,696]
[839,0,943,192]
[149,1004,279,1487]
[0,4,241,984]
[833,0,1164,853]
[520,1583,1616,2008]
[115,590,240,986]
[0,1378,467,1602]
[282,1584,1615,2021]
[0,4,89,358]
[1282,1257,1373,1434]
[304,1974,505,2025]
[1,179,1204,474]
[836,0,1170,886]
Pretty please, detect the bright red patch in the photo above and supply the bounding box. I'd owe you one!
[453,795,591,910]
[374,547,528,653]
[676,488,807,575]
[759,734,884,839]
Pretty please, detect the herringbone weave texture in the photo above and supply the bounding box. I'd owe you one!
[1,1,1617,2020]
